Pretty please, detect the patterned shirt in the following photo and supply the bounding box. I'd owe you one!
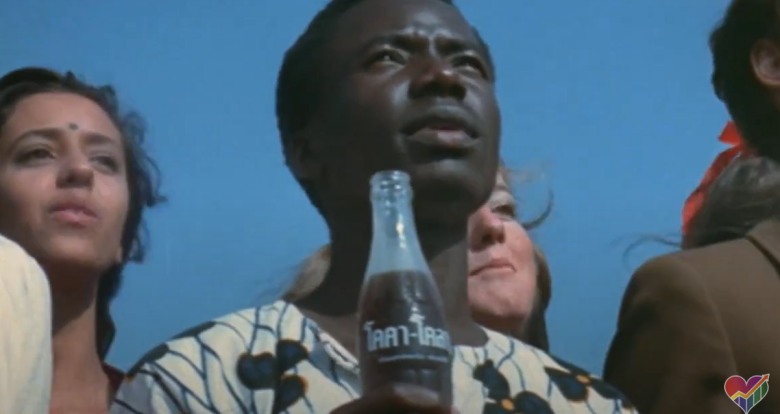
[111,301,635,413]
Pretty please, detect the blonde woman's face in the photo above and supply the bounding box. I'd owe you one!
[466,172,537,328]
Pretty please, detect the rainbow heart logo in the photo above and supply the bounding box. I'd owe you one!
[724,374,769,414]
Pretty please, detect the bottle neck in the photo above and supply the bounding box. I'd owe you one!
[365,190,429,277]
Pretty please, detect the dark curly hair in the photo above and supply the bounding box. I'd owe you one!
[275,0,495,214]
[710,0,780,160]
[0,67,165,358]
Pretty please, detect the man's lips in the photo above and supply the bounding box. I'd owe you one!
[406,127,477,152]
[402,110,478,138]
[402,107,479,153]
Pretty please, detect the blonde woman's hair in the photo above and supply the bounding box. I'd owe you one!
[282,244,330,302]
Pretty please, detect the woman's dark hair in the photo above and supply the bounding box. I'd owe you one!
[275,0,494,214]
[683,156,780,248]
[626,1,780,260]
[0,67,165,358]
[621,156,780,259]
[710,0,780,161]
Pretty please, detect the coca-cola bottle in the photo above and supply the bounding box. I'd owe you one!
[357,170,453,405]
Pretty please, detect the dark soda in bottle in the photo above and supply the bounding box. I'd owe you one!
[357,170,453,405]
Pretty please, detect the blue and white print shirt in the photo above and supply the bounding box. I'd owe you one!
[111,301,635,414]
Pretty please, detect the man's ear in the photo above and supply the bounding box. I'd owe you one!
[286,130,322,182]
[752,39,780,88]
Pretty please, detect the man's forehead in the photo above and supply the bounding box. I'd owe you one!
[333,0,474,46]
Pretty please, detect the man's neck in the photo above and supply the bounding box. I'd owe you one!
[417,222,473,321]
[296,219,371,316]
[298,211,485,345]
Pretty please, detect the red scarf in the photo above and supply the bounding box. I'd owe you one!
[681,122,752,235]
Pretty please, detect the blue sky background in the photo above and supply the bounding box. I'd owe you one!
[1,0,731,375]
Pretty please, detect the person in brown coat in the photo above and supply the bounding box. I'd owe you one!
[603,2,780,412]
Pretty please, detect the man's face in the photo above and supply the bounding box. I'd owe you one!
[297,0,501,221]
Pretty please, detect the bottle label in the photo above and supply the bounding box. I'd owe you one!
[362,307,452,364]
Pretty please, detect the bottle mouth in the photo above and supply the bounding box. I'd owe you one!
[370,170,410,188]
[370,170,413,201]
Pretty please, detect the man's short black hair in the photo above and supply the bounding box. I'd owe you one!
[711,0,780,160]
[275,0,495,213]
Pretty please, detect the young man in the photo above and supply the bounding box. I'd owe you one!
[112,1,634,412]
[604,1,780,413]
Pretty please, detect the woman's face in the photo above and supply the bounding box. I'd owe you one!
[467,172,537,330]
[0,92,129,282]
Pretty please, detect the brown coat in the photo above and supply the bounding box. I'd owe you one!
[604,219,780,414]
